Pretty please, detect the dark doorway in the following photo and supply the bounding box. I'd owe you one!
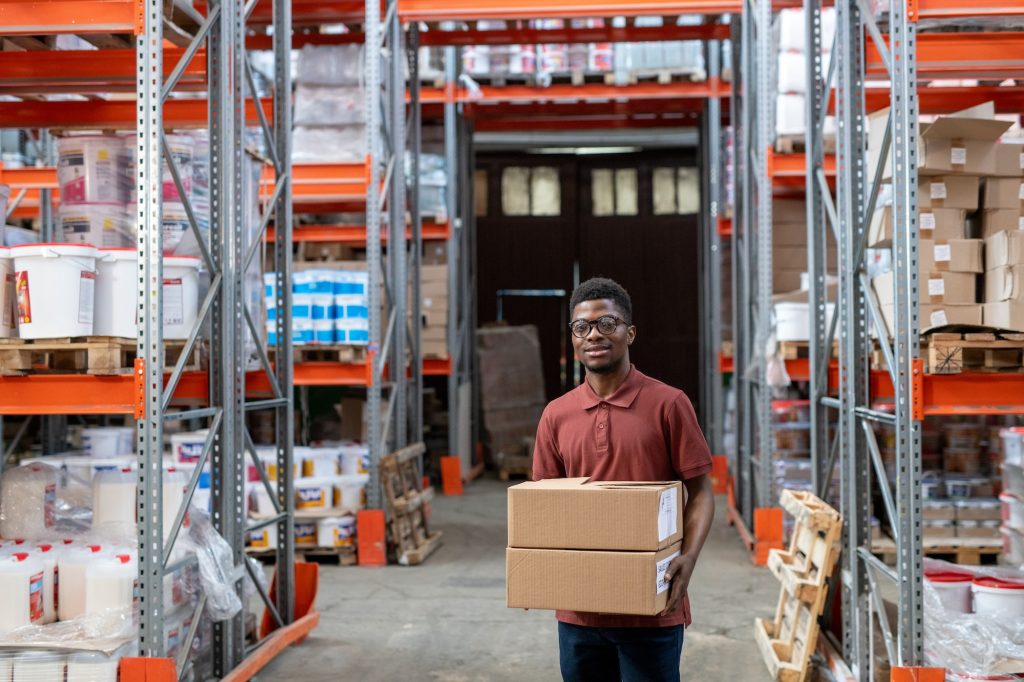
[475,150,702,410]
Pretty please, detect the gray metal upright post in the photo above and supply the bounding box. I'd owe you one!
[408,26,425,450]
[135,0,166,657]
[736,11,754,527]
[701,38,724,455]
[835,0,871,672]
[389,10,409,450]
[444,45,461,469]
[889,0,924,666]
[209,0,246,670]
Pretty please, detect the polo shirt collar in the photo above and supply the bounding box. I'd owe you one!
[579,366,643,410]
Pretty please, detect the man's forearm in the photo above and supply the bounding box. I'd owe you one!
[680,474,715,561]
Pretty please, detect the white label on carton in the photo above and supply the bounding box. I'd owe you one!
[1019,216,1024,231]
[656,551,681,595]
[931,309,949,327]
[950,147,967,165]
[658,488,678,542]
[928,278,945,297]
[920,212,936,231]
[930,182,947,200]
[933,244,951,262]
[1020,152,1024,170]
[1018,182,1024,200]
[163,278,184,327]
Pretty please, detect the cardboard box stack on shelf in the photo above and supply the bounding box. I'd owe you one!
[869,103,1018,335]
[420,264,449,359]
[982,158,1024,330]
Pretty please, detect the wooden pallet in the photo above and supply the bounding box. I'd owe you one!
[778,341,838,361]
[381,442,442,566]
[498,453,533,482]
[872,536,1002,565]
[289,344,367,364]
[605,68,706,85]
[0,337,199,376]
[926,332,1024,374]
[247,546,357,566]
[757,490,842,682]
[774,134,837,155]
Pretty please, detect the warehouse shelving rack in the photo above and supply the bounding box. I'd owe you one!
[794,0,1024,677]
[0,0,305,676]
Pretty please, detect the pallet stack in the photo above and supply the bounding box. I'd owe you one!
[381,443,442,565]
[755,490,843,682]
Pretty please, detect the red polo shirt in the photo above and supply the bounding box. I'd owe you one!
[532,366,712,629]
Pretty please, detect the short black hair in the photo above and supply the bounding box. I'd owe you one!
[570,277,633,324]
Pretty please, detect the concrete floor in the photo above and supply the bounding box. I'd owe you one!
[260,478,778,681]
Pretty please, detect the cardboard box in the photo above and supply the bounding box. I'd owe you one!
[994,143,1024,177]
[506,543,681,615]
[508,478,683,551]
[956,524,1001,539]
[875,272,982,333]
[421,264,448,283]
[774,199,808,223]
[919,239,983,274]
[773,268,805,294]
[982,210,1024,238]
[985,230,1024,270]
[923,523,957,539]
[870,107,1012,179]
[922,502,955,521]
[983,178,1024,210]
[870,207,966,245]
[922,271,977,304]
[984,300,1024,331]
[985,266,1024,302]
[918,175,980,211]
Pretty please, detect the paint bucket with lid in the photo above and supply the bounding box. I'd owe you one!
[82,426,133,457]
[248,524,278,550]
[924,570,973,613]
[91,468,136,540]
[0,247,15,338]
[338,445,369,475]
[1000,492,1024,529]
[12,243,98,338]
[162,256,200,340]
[57,544,105,621]
[971,576,1024,619]
[58,203,133,248]
[0,462,57,540]
[171,430,208,464]
[295,477,334,511]
[57,135,128,204]
[302,449,339,478]
[334,474,369,512]
[316,515,355,548]
[93,249,138,338]
[0,552,45,634]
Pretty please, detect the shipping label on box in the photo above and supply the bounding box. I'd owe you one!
[507,478,684,551]
[985,230,1024,270]
[918,175,980,211]
[919,239,983,274]
[984,266,1024,302]
[981,209,1024,239]
[994,143,1024,178]
[506,543,682,616]
[983,178,1024,210]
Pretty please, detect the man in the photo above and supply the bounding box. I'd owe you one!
[532,277,715,682]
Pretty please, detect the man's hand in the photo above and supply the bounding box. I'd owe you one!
[660,554,697,616]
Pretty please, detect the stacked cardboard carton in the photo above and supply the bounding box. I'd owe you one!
[420,264,449,358]
[506,478,684,615]
[869,104,1015,335]
[773,199,837,294]
[982,160,1024,330]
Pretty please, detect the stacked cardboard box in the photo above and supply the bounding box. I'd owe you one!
[477,325,546,468]
[420,264,449,358]
[506,478,684,615]
[773,199,837,294]
[982,169,1024,331]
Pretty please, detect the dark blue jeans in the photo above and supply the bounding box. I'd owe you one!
[558,622,685,682]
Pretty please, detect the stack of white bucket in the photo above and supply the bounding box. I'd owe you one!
[774,8,838,146]
[1000,427,1024,565]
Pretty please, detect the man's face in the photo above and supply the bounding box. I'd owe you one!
[570,299,636,375]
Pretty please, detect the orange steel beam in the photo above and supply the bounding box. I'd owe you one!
[871,371,1024,416]
[0,48,206,96]
[267,223,450,243]
[474,114,699,130]
[0,1,138,35]
[0,372,209,415]
[866,33,1024,80]
[423,358,452,376]
[399,0,745,21]
[862,85,1024,114]
[917,0,1024,18]
[467,98,708,118]
[221,612,322,682]
[0,98,272,130]
[469,79,728,103]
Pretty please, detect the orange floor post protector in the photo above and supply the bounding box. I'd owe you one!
[752,507,785,566]
[710,455,729,494]
[357,509,387,566]
[440,455,463,496]
[891,668,945,682]
[119,657,177,681]
[259,562,320,639]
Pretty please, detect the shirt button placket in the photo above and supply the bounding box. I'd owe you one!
[596,403,609,452]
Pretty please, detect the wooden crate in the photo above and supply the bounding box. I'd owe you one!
[0,337,199,376]
[381,443,442,566]
[926,332,1024,374]
[756,490,843,682]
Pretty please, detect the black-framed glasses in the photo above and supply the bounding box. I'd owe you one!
[570,315,627,339]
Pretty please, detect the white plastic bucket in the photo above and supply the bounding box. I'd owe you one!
[0,247,14,338]
[295,477,334,510]
[302,449,339,478]
[82,426,132,457]
[58,203,133,248]
[1002,525,1024,564]
[91,468,137,540]
[248,524,278,550]
[0,462,57,540]
[316,515,355,548]
[1000,492,1024,529]
[1003,462,1024,497]
[93,249,138,338]
[924,570,973,613]
[171,430,208,464]
[774,301,837,342]
[335,474,369,512]
[971,576,1024,619]
[162,256,200,340]
[0,552,45,634]
[339,445,369,475]
[295,521,318,547]
[12,243,98,339]
[57,135,127,204]
[162,203,190,255]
